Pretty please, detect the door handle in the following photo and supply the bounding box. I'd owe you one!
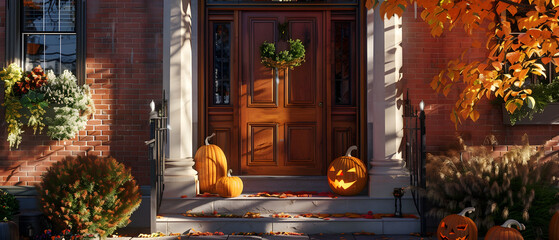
[319,102,323,107]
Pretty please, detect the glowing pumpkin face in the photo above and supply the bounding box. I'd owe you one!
[327,146,367,196]
[438,220,470,240]
[437,207,478,240]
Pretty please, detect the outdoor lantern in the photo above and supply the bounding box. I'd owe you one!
[393,187,405,217]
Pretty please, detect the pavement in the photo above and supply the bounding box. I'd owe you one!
[108,234,436,240]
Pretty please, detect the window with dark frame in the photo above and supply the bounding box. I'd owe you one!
[22,0,77,74]
[212,22,232,105]
[333,21,352,105]
[7,0,84,82]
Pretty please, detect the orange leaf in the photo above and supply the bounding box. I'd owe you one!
[506,52,521,64]
[365,0,376,10]
[470,110,480,122]
[518,68,530,80]
[491,61,502,71]
[507,5,518,16]
[505,100,518,113]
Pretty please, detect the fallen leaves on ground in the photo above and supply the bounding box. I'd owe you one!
[243,212,262,218]
[245,191,338,198]
[295,211,419,219]
[232,231,305,236]
[182,210,263,218]
[137,232,167,238]
[272,212,292,218]
[187,229,225,236]
[197,192,220,197]
[181,210,417,219]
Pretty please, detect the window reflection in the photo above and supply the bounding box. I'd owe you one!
[213,23,231,105]
[333,22,352,105]
[24,34,76,74]
[22,0,77,75]
[23,0,76,32]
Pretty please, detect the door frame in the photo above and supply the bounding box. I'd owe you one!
[197,0,368,175]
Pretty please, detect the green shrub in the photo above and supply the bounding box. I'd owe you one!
[37,155,141,238]
[0,189,19,221]
[426,137,559,239]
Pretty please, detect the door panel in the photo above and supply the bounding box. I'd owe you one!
[286,19,317,106]
[241,12,323,175]
[249,20,277,106]
[286,124,316,165]
[248,124,278,166]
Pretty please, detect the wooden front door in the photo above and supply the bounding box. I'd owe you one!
[240,12,324,175]
[204,7,361,176]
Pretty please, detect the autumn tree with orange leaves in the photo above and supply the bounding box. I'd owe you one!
[367,0,559,125]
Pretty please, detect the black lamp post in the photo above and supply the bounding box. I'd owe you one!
[393,187,405,217]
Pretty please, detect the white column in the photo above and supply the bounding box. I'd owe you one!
[367,7,409,198]
[162,0,198,198]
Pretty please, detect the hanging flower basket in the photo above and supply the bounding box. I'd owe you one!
[260,39,306,70]
[1,63,95,149]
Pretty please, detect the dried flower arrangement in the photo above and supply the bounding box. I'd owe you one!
[426,136,559,239]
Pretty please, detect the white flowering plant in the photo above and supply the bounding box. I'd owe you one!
[1,63,95,148]
[42,70,95,140]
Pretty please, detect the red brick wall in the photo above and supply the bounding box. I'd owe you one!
[401,9,559,151]
[0,0,163,186]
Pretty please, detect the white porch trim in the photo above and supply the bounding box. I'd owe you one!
[367,7,409,198]
[162,0,198,198]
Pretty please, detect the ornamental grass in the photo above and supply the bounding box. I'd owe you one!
[426,136,559,239]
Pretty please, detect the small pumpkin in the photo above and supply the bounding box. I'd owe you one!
[216,169,244,198]
[327,145,367,196]
[550,211,559,240]
[194,133,228,193]
[437,207,477,240]
[484,219,525,240]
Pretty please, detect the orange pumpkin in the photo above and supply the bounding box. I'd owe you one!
[550,211,559,240]
[484,219,525,240]
[327,145,367,196]
[437,207,478,240]
[216,169,243,198]
[194,133,228,193]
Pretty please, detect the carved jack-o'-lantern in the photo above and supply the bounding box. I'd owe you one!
[327,145,367,196]
[437,207,478,240]
[484,219,525,240]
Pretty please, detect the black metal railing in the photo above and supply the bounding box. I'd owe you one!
[403,91,427,236]
[145,91,168,232]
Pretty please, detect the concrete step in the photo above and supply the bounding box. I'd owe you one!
[239,176,331,193]
[156,215,420,235]
[158,195,418,215]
